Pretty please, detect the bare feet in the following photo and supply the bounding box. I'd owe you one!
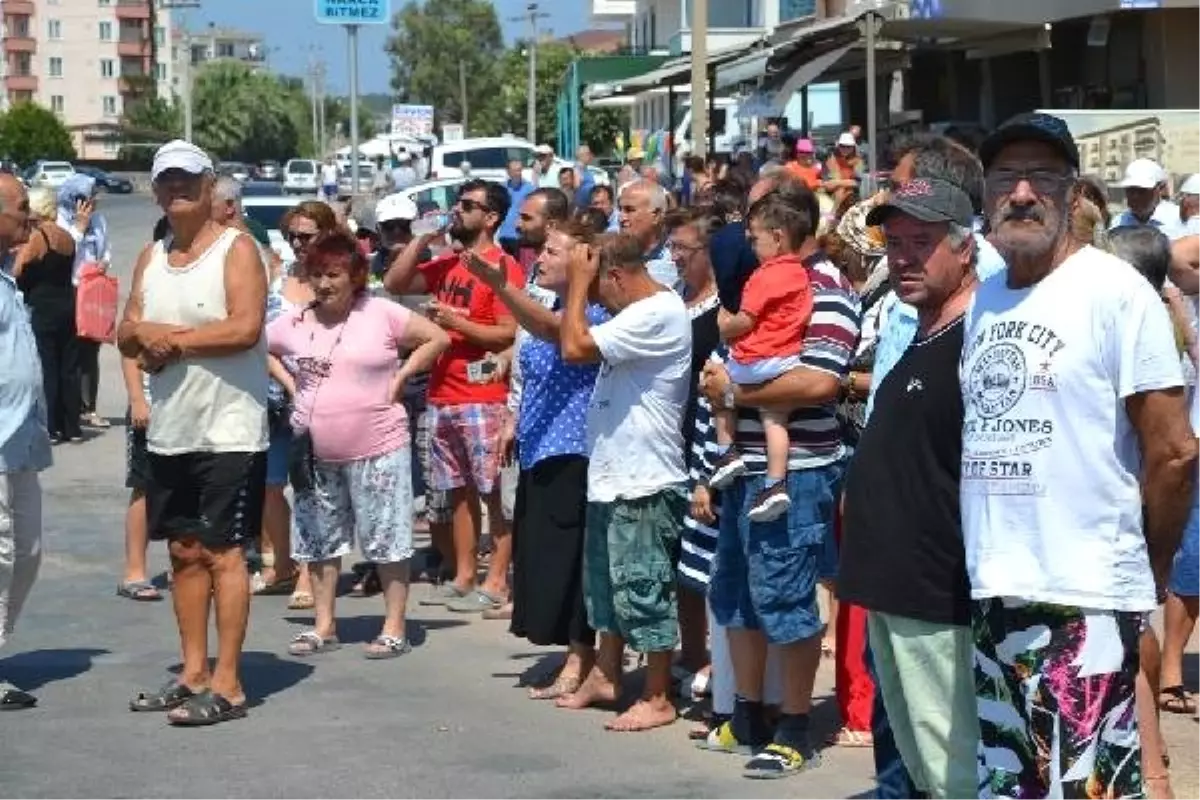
[605,697,677,732]
[555,671,619,710]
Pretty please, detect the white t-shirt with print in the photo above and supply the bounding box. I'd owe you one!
[587,289,692,503]
[960,246,1184,612]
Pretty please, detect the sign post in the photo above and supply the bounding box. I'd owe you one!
[315,0,390,197]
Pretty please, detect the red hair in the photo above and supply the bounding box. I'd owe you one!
[305,230,370,291]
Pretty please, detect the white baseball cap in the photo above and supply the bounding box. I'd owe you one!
[1117,158,1167,189]
[533,144,554,156]
[1179,173,1200,196]
[376,194,418,223]
[837,132,857,147]
[396,150,412,162]
[151,139,213,181]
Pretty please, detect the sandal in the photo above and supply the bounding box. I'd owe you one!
[287,630,341,657]
[1159,685,1198,715]
[528,673,582,700]
[116,580,162,602]
[827,726,874,747]
[130,679,197,712]
[167,690,247,727]
[821,638,836,659]
[364,635,411,660]
[252,572,298,596]
[287,591,315,610]
[688,713,731,741]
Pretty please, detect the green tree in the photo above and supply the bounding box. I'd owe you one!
[496,41,627,157]
[0,102,75,164]
[385,0,505,135]
[189,61,304,162]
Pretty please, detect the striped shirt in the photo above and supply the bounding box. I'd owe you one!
[679,390,719,591]
[720,250,861,473]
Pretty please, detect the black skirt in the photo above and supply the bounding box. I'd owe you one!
[509,455,594,647]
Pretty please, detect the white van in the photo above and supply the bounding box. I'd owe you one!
[672,97,756,156]
[428,136,608,187]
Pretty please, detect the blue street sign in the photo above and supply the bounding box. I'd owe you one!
[314,0,390,25]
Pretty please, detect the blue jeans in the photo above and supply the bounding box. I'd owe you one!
[709,463,842,644]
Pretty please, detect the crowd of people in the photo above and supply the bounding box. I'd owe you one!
[0,110,1198,798]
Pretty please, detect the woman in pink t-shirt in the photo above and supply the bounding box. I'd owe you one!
[267,231,449,659]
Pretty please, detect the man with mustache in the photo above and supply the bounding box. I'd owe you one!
[1110,158,1187,241]
[963,113,1197,798]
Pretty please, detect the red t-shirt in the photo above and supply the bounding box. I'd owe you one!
[418,244,523,405]
[732,253,812,363]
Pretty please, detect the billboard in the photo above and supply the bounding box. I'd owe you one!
[390,104,434,138]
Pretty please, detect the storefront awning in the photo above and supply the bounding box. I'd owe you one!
[585,40,770,100]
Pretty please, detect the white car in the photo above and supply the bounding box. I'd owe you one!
[428,136,609,188]
[338,162,375,199]
[242,193,322,266]
[26,160,75,189]
[282,159,319,195]
[395,176,505,215]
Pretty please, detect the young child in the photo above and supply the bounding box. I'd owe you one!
[709,194,814,522]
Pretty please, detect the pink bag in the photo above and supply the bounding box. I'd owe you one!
[75,262,119,343]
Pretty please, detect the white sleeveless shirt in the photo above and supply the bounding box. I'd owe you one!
[141,227,268,455]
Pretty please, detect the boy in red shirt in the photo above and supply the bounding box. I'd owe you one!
[709,194,813,522]
[382,180,523,611]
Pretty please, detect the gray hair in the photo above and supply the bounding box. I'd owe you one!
[619,179,668,212]
[213,176,242,204]
[947,222,979,268]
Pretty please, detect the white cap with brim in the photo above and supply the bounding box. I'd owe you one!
[396,151,412,162]
[534,144,554,155]
[1118,158,1167,189]
[837,132,857,147]
[1180,174,1200,195]
[376,194,418,223]
[151,139,213,182]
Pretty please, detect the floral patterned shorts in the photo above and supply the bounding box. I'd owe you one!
[292,445,414,564]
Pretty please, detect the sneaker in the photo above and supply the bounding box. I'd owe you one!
[695,720,761,756]
[748,482,791,523]
[446,588,505,614]
[742,742,821,779]
[709,448,748,489]
[419,582,469,606]
[0,681,36,710]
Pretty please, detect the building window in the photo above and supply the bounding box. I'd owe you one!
[48,19,62,39]
[48,57,63,77]
[154,61,166,80]
[779,0,816,22]
[102,96,118,116]
[103,140,119,155]
[101,59,115,78]
[154,26,164,46]
[216,42,235,58]
[99,21,113,41]
[99,0,111,5]
[50,95,64,114]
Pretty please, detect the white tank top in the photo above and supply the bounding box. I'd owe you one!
[142,227,268,455]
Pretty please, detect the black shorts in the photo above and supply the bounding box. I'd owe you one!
[125,411,150,491]
[145,450,267,548]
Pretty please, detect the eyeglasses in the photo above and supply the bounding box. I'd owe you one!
[287,230,317,245]
[456,198,490,214]
[668,240,705,256]
[986,168,1073,195]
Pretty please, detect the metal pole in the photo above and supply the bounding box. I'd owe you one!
[347,24,360,194]
[528,11,537,142]
[459,60,469,131]
[317,63,326,156]
[309,55,319,157]
[182,30,193,142]
[865,10,878,195]
[690,0,708,158]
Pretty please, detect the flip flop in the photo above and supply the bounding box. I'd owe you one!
[167,690,247,727]
[1159,685,1198,715]
[287,591,315,610]
[252,573,298,596]
[827,727,874,747]
[116,580,163,602]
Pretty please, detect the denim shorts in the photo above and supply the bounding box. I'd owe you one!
[583,486,687,654]
[265,425,292,488]
[1169,487,1199,597]
[709,462,843,645]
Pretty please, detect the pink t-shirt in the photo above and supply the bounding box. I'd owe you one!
[267,295,412,463]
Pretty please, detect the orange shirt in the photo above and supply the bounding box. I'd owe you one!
[786,161,823,191]
[417,244,523,405]
[731,253,812,363]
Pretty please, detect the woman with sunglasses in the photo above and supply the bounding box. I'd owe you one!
[256,200,339,609]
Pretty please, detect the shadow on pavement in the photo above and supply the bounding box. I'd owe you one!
[0,647,109,691]
[282,615,467,647]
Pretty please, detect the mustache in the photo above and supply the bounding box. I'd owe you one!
[997,204,1045,224]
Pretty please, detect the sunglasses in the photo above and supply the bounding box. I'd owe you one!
[287,230,317,245]
[457,198,490,214]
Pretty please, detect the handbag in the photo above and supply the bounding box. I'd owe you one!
[286,305,350,494]
[75,262,118,342]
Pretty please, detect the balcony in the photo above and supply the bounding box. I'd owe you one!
[668,26,766,56]
[115,0,151,20]
[2,34,35,53]
[4,73,36,92]
[591,0,636,25]
[118,36,149,58]
[0,1,34,16]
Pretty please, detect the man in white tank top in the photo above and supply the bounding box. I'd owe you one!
[117,140,268,726]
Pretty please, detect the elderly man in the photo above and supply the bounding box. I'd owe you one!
[120,140,269,726]
[558,232,692,732]
[839,177,982,799]
[391,151,418,191]
[210,176,276,270]
[964,112,1197,798]
[0,175,45,710]
[533,144,558,188]
[1178,173,1200,236]
[1111,157,1186,239]
[698,174,861,778]
[617,179,677,291]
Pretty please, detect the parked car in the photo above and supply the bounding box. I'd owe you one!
[338,162,375,199]
[241,180,286,198]
[0,159,21,176]
[394,176,504,215]
[242,193,318,265]
[428,136,603,187]
[282,158,319,195]
[74,165,133,194]
[256,160,281,181]
[24,160,75,189]
[218,161,250,182]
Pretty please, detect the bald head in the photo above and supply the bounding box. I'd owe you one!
[0,174,29,247]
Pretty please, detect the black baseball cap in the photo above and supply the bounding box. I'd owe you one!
[979,112,1080,171]
[866,177,975,228]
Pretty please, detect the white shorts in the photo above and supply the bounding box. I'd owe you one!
[727,354,803,386]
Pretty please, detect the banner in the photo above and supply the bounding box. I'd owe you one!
[390,104,434,138]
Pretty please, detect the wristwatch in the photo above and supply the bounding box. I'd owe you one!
[721,384,736,410]
[840,371,855,400]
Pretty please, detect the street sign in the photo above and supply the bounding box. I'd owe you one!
[442,124,464,143]
[314,0,390,25]
[391,104,435,137]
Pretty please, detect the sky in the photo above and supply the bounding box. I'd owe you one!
[190,0,589,95]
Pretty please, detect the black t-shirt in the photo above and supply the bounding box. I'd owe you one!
[839,316,972,627]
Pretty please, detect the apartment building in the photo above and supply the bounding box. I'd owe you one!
[1,0,175,160]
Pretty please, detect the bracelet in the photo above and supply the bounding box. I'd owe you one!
[839,371,854,399]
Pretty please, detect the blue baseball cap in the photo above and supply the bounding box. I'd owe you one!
[978,112,1080,171]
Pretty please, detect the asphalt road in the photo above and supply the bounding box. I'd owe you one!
[0,193,1194,798]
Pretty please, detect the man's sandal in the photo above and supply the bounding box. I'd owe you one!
[130,679,196,712]
[167,690,247,726]
[1159,685,1197,715]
